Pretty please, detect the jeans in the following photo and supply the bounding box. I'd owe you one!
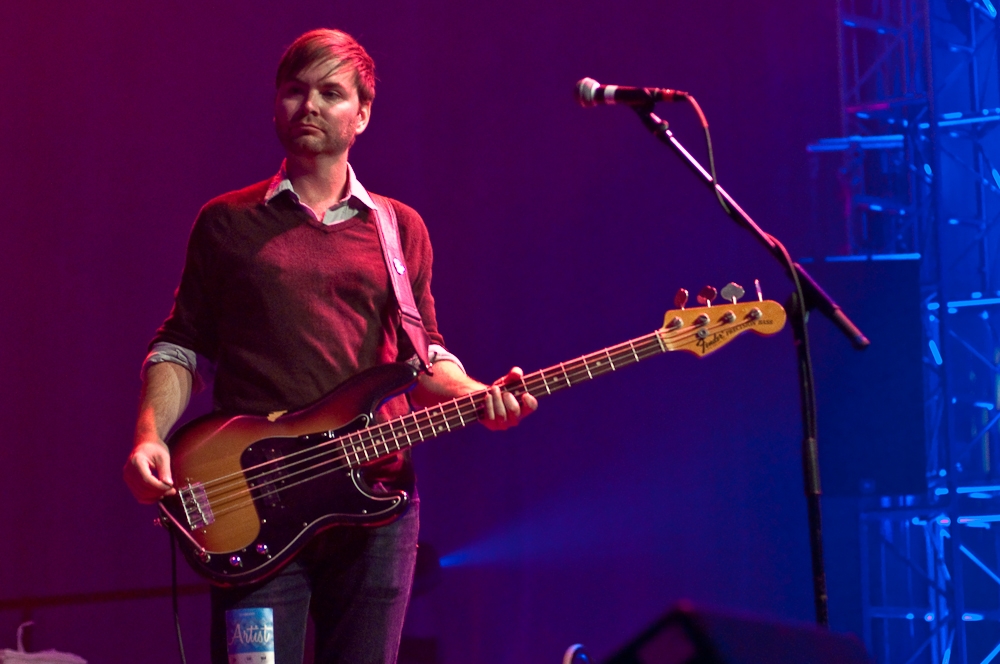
[210,499,419,664]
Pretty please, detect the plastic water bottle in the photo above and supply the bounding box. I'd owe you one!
[225,608,275,664]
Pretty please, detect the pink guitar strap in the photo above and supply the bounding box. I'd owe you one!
[370,194,433,373]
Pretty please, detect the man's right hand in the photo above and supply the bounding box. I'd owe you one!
[126,360,193,504]
[124,439,177,504]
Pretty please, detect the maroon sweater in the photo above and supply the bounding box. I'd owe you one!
[153,180,445,418]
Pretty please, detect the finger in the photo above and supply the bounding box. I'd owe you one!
[483,388,496,421]
[491,385,507,419]
[146,444,176,493]
[138,456,172,490]
[502,391,520,419]
[134,453,176,498]
[128,474,164,504]
[522,393,539,414]
[502,366,525,386]
[158,456,174,490]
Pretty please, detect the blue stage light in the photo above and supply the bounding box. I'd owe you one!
[929,339,943,365]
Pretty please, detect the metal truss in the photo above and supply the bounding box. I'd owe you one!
[862,497,1000,664]
[808,0,931,256]
[820,0,1000,662]
[929,0,1000,500]
[861,503,950,664]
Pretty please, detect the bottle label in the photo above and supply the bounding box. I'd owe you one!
[225,607,275,664]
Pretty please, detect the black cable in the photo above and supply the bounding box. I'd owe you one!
[680,95,810,375]
[631,92,829,623]
[683,94,731,216]
[170,529,189,664]
[687,95,823,622]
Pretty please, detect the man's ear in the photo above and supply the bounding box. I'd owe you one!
[356,102,372,135]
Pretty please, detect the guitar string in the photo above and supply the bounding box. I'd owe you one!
[198,342,660,516]
[200,340,672,522]
[183,318,741,522]
[182,311,770,522]
[182,316,750,523]
[187,325,677,497]
[198,325,674,499]
[194,328,680,521]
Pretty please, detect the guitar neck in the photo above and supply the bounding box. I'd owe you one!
[506,328,667,401]
[337,328,670,466]
[336,299,784,467]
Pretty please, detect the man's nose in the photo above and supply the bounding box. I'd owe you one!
[301,90,320,113]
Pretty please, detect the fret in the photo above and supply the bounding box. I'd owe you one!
[582,356,594,380]
[628,340,640,363]
[412,413,426,441]
[379,427,392,455]
[654,329,667,353]
[347,435,361,465]
[361,436,376,462]
[590,355,606,374]
[540,369,552,395]
[423,409,442,436]
[438,403,451,432]
[565,360,585,384]
[456,397,468,426]
[605,348,616,370]
[559,362,571,388]
[352,433,367,462]
[396,419,413,447]
[340,438,354,467]
[463,396,480,424]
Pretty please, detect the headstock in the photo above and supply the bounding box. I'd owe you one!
[660,282,786,357]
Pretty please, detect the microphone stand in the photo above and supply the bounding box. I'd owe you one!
[630,105,870,628]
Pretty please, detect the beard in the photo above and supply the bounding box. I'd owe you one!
[276,117,356,158]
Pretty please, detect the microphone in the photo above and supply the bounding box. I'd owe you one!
[575,77,687,107]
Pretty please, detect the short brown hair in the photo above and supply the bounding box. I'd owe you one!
[275,29,376,104]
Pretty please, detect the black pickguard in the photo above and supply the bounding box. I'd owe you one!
[185,415,410,585]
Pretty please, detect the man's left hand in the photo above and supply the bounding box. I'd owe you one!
[480,366,538,431]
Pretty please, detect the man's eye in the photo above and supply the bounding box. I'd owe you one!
[322,90,341,99]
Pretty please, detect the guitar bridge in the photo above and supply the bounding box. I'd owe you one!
[180,482,215,529]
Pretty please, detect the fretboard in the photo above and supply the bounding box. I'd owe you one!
[334,327,672,467]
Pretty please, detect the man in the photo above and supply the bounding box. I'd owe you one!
[123,28,536,663]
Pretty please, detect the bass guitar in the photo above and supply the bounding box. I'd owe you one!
[158,293,786,585]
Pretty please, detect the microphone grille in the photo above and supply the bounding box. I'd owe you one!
[575,78,600,107]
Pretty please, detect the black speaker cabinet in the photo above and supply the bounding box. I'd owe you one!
[807,256,925,496]
[602,604,872,664]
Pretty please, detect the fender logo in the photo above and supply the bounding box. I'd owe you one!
[696,318,771,355]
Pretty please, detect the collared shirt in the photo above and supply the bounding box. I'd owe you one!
[144,162,463,382]
[263,160,375,226]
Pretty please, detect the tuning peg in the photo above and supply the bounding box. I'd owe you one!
[674,288,689,310]
[720,282,745,304]
[754,279,763,302]
[697,285,717,307]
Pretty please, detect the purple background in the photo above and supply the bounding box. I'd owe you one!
[0,2,850,662]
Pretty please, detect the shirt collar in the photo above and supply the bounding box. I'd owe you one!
[263,160,376,215]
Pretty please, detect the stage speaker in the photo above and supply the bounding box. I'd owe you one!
[602,604,872,664]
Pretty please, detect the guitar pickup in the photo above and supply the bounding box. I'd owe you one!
[243,442,290,509]
[180,482,215,530]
